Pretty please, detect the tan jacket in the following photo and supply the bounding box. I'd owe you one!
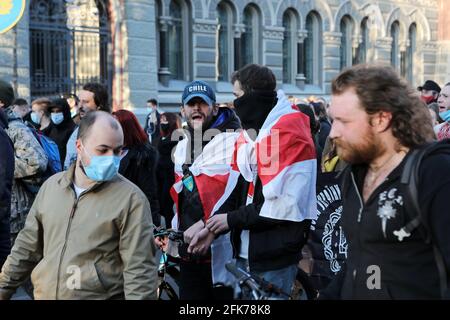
[0,164,158,300]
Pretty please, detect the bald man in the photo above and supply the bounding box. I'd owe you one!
[0,111,158,300]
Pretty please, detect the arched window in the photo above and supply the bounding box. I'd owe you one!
[242,5,261,66]
[29,0,111,99]
[340,15,354,70]
[390,21,400,71]
[304,11,322,86]
[217,1,234,81]
[356,17,369,64]
[407,23,416,83]
[282,9,298,84]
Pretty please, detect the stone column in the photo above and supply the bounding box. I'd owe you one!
[422,42,439,83]
[352,35,362,65]
[158,17,171,87]
[373,37,393,66]
[322,32,341,94]
[262,26,284,85]
[233,24,245,70]
[399,40,409,79]
[295,29,308,90]
[119,0,157,117]
[192,19,217,82]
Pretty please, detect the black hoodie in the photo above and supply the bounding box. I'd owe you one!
[46,100,76,163]
[0,108,14,268]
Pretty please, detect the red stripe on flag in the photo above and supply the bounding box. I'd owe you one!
[231,131,248,171]
[170,174,183,216]
[194,173,230,220]
[257,112,316,185]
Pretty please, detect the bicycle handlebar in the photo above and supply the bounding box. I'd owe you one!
[153,226,184,243]
[225,263,262,300]
[225,262,291,300]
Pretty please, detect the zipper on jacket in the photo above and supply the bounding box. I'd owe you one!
[350,172,364,298]
[55,196,79,299]
[351,172,364,223]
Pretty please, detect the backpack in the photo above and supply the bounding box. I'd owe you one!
[33,131,62,175]
[399,139,450,299]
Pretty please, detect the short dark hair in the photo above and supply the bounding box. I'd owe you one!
[82,83,110,113]
[332,64,435,149]
[77,111,120,142]
[147,99,158,105]
[12,98,28,106]
[231,64,276,94]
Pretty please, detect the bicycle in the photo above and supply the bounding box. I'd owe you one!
[153,226,184,300]
[225,263,317,300]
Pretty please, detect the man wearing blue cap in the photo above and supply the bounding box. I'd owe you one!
[163,80,241,300]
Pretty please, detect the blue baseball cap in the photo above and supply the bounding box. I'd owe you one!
[182,80,216,106]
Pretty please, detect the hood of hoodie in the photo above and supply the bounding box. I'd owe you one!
[50,98,75,127]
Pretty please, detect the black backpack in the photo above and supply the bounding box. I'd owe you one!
[400,139,450,299]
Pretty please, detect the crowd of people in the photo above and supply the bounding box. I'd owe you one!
[0,62,449,300]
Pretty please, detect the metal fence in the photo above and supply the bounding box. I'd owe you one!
[29,0,111,100]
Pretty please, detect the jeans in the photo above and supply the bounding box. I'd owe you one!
[235,258,297,300]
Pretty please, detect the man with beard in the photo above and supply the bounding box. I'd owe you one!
[320,65,450,299]
[165,80,241,300]
[64,83,110,169]
[189,64,317,299]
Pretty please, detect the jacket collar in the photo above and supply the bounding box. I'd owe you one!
[58,162,114,194]
[350,150,413,192]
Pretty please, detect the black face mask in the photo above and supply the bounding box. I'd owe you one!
[233,91,277,131]
[160,123,170,133]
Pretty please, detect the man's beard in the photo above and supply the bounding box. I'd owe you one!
[333,129,384,165]
[188,112,214,131]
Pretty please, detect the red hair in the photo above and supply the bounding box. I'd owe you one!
[113,109,148,148]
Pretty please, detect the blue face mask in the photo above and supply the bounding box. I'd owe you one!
[81,145,121,182]
[439,110,450,123]
[31,111,41,125]
[51,112,64,125]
